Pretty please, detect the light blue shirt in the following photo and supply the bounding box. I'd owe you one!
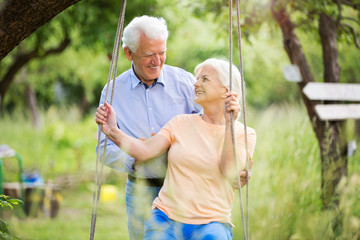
[97,64,202,178]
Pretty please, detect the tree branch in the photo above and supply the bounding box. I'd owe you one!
[340,23,360,48]
[0,37,71,106]
[42,38,71,58]
[340,0,360,9]
[342,16,360,26]
[340,0,355,7]
[334,0,342,25]
[0,0,81,61]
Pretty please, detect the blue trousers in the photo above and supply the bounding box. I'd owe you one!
[125,179,162,240]
[144,208,233,240]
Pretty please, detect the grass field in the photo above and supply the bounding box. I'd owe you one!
[0,104,359,240]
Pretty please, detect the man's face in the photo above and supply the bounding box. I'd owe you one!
[125,34,166,85]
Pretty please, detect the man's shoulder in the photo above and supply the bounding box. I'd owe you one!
[100,68,132,96]
[116,68,132,81]
[163,65,195,81]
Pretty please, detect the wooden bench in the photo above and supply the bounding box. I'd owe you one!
[283,64,359,156]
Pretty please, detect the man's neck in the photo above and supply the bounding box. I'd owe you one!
[132,66,156,87]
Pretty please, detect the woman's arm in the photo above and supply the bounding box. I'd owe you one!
[220,92,242,180]
[220,93,256,187]
[95,102,171,163]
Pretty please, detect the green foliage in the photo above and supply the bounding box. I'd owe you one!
[2,0,360,113]
[0,107,97,176]
[0,196,23,211]
[0,219,14,240]
[1,0,159,113]
[0,195,23,240]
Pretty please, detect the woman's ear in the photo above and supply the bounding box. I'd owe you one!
[124,47,133,61]
[221,87,229,99]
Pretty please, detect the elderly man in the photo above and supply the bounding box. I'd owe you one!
[97,15,201,240]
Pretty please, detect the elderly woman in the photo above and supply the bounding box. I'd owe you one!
[95,58,256,239]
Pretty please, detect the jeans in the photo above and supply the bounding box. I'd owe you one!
[125,178,162,240]
[144,208,233,240]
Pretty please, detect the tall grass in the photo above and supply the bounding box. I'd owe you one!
[0,104,359,239]
[232,104,360,240]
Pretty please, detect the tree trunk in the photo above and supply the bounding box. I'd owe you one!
[271,0,348,209]
[318,12,347,208]
[0,0,80,60]
[355,120,360,142]
[319,13,341,84]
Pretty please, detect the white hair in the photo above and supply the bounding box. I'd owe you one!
[194,58,243,100]
[122,15,169,52]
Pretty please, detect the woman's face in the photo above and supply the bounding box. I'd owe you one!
[194,66,227,105]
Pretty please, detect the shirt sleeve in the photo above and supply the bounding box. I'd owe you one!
[157,116,177,144]
[235,126,257,170]
[95,86,135,173]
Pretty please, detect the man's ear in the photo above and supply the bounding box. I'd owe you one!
[124,47,133,61]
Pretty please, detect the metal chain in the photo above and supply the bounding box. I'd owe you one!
[89,1,127,239]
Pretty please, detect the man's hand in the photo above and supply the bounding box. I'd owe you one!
[139,132,156,141]
[95,102,117,136]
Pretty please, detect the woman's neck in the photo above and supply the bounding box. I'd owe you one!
[201,103,225,125]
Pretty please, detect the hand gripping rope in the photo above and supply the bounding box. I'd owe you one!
[229,0,251,239]
[89,1,126,239]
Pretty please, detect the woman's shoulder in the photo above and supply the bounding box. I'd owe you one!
[235,121,256,134]
[171,114,199,122]
[164,114,198,131]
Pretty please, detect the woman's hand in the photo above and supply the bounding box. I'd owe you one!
[232,159,254,189]
[95,102,117,136]
[224,92,240,123]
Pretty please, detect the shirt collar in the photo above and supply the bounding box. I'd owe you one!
[130,64,165,90]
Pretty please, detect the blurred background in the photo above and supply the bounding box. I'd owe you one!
[0,0,359,239]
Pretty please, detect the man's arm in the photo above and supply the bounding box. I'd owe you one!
[96,131,136,173]
[96,102,171,163]
[96,86,134,173]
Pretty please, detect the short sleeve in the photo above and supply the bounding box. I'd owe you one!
[235,125,256,170]
[158,116,179,144]
[237,127,256,160]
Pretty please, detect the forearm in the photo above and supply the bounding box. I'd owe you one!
[106,127,147,162]
[106,127,168,164]
[220,125,238,180]
[97,140,133,172]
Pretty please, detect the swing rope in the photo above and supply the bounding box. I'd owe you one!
[235,1,251,238]
[229,0,250,239]
[89,1,127,239]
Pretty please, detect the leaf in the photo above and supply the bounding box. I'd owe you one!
[7,199,24,206]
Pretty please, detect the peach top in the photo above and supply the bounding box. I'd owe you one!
[153,114,256,224]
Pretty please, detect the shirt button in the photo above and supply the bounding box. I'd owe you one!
[146,89,150,92]
[149,107,152,111]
